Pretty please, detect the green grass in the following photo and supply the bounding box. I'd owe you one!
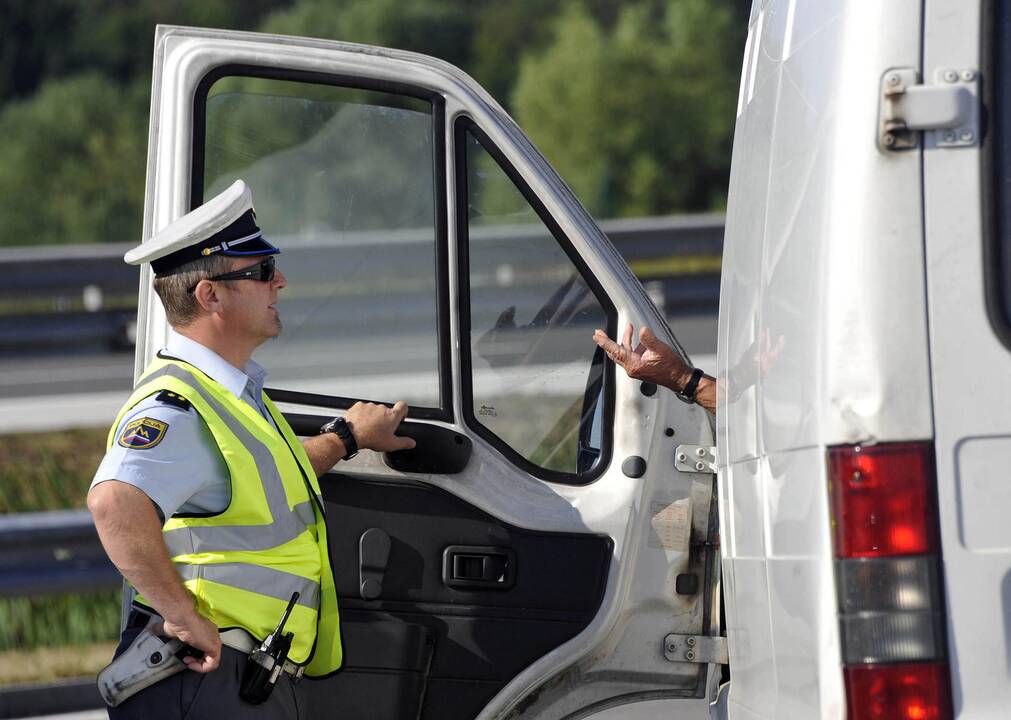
[0,428,121,672]
[0,428,106,513]
[0,592,121,652]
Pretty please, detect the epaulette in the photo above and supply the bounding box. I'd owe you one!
[155,390,192,411]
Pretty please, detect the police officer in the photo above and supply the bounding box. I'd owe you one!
[88,179,415,718]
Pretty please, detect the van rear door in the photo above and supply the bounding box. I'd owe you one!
[922,0,1011,715]
[138,25,720,720]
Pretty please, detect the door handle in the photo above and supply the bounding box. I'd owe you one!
[359,527,391,600]
[442,545,515,590]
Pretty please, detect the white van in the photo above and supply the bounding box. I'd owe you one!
[133,0,998,717]
[718,0,1000,718]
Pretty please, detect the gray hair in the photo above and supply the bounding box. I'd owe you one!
[152,255,234,327]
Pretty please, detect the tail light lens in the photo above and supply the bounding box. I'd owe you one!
[844,663,953,720]
[828,442,953,720]
[829,442,939,557]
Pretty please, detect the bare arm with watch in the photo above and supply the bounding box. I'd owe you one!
[593,324,717,414]
[302,400,417,477]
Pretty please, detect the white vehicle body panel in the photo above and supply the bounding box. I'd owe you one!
[922,0,1011,714]
[719,0,935,718]
[139,26,720,720]
[721,0,1011,718]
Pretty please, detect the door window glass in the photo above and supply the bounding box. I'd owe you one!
[991,5,1011,345]
[198,74,443,412]
[462,126,608,477]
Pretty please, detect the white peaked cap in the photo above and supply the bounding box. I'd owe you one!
[124,179,278,275]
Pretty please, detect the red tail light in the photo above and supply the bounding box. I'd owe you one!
[844,663,953,720]
[829,442,939,558]
[828,442,952,720]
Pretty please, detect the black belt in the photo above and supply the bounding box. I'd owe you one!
[125,607,304,680]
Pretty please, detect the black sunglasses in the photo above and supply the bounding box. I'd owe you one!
[188,257,276,293]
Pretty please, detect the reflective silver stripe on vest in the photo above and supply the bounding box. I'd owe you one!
[138,365,317,555]
[176,563,320,610]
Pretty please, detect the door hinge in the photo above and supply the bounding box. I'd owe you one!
[663,633,728,665]
[879,67,979,151]
[675,445,715,474]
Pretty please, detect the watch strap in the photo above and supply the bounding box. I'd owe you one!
[320,416,359,460]
[676,367,705,404]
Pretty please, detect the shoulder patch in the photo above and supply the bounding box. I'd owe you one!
[155,390,192,411]
[118,417,169,450]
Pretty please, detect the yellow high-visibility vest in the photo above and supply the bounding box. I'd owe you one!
[107,355,342,675]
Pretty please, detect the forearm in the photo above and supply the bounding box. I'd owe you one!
[301,432,347,477]
[87,481,198,625]
[694,376,717,414]
[671,370,718,415]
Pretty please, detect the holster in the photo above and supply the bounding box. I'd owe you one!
[96,617,187,707]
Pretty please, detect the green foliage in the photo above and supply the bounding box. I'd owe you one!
[0,74,147,247]
[0,0,747,248]
[260,0,474,68]
[0,592,121,651]
[513,0,744,217]
[0,0,286,105]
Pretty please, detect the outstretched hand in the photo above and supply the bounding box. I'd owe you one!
[593,323,691,391]
[346,400,417,453]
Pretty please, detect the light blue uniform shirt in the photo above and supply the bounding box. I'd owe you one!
[91,330,275,519]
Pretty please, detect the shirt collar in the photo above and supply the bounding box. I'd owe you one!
[165,329,268,399]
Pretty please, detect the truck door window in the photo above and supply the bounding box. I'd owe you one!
[988,6,1011,347]
[459,122,612,481]
[195,71,447,417]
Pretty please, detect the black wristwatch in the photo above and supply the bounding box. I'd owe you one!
[675,367,705,404]
[320,416,358,461]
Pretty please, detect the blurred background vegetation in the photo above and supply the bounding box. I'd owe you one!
[0,0,745,249]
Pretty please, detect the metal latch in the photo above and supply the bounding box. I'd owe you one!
[663,634,728,665]
[879,67,978,151]
[675,445,715,474]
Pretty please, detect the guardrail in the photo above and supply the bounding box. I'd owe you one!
[0,510,118,598]
[0,214,725,357]
[0,511,114,718]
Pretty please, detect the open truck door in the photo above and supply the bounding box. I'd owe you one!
[136,26,721,720]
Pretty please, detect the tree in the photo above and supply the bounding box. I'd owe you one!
[512,0,744,217]
[259,0,474,70]
[0,1,287,107]
[0,74,148,246]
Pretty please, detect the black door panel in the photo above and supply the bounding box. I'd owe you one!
[304,474,612,719]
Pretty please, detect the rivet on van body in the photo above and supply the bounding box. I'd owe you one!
[943,130,957,143]
[962,69,976,82]
[886,73,901,87]
[678,453,688,463]
[960,129,974,143]
[696,448,707,457]
[943,69,958,83]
